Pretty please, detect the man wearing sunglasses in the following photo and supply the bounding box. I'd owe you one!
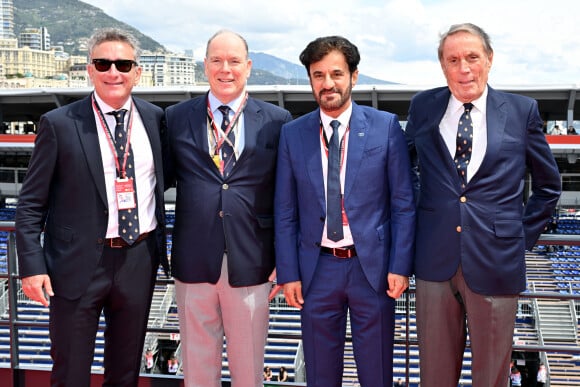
[15,27,168,386]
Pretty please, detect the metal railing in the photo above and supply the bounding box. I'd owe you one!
[1,226,580,386]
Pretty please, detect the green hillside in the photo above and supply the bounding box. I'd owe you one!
[13,0,166,55]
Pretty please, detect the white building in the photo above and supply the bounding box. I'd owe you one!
[0,0,14,39]
[19,27,50,51]
[140,52,196,86]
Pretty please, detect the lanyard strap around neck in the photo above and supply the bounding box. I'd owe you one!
[92,93,134,178]
[320,121,349,171]
[207,92,248,155]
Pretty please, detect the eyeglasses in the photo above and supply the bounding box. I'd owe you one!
[91,59,138,73]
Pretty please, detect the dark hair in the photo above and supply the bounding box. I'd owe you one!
[299,36,360,76]
[438,23,493,61]
[88,28,141,61]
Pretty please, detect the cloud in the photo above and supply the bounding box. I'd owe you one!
[81,0,580,85]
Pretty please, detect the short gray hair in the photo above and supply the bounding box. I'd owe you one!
[88,28,141,62]
[438,23,493,61]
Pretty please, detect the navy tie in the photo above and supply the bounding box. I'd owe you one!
[327,119,344,242]
[218,105,236,178]
[109,109,139,244]
[454,103,474,187]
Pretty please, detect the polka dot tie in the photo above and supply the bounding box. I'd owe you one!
[218,105,236,178]
[108,109,140,244]
[454,103,474,187]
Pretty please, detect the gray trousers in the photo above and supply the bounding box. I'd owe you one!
[416,266,518,387]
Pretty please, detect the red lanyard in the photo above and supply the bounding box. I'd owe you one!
[206,92,248,155]
[92,94,134,178]
[320,122,348,171]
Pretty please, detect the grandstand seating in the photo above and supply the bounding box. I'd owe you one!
[0,302,106,370]
[555,216,580,235]
[526,247,580,386]
[0,204,16,275]
[224,308,301,382]
[2,205,580,386]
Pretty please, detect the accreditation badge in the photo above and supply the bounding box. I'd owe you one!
[115,178,136,210]
[212,154,221,170]
[341,198,349,226]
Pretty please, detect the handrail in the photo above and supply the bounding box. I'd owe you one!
[531,282,554,386]
[2,223,580,386]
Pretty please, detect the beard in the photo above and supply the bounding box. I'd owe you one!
[314,79,353,114]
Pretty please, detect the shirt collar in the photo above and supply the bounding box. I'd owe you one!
[208,90,246,115]
[449,85,488,114]
[93,92,132,114]
[320,103,353,131]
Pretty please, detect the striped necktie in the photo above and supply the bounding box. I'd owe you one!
[218,105,236,177]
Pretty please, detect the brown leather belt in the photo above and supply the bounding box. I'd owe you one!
[321,245,357,258]
[105,232,150,248]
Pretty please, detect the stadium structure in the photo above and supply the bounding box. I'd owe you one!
[0,84,579,387]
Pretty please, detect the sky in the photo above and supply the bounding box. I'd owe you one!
[81,0,580,87]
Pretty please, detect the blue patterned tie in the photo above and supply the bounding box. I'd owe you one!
[218,105,236,178]
[327,119,344,242]
[454,103,474,187]
[109,109,139,244]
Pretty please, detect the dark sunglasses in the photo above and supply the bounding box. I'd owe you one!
[91,59,138,73]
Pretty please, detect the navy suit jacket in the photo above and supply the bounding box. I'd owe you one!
[274,102,416,295]
[15,95,168,300]
[405,86,561,295]
[164,94,292,286]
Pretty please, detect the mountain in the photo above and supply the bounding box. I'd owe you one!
[249,52,396,85]
[13,0,166,55]
[250,52,309,85]
[194,53,311,86]
[12,0,394,85]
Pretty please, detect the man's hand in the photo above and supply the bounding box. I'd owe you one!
[268,268,277,283]
[21,274,53,307]
[283,281,304,310]
[267,268,283,301]
[269,284,283,301]
[386,273,409,299]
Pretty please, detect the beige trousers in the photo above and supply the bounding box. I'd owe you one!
[175,255,271,387]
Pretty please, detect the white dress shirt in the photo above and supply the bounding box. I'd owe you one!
[93,93,157,238]
[320,104,355,248]
[439,87,488,183]
[207,91,246,158]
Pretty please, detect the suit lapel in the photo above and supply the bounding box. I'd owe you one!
[428,86,507,186]
[189,95,211,155]
[477,87,507,176]
[429,88,464,184]
[302,109,326,211]
[186,95,222,177]
[343,103,368,199]
[236,97,261,167]
[134,97,163,191]
[74,96,108,208]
